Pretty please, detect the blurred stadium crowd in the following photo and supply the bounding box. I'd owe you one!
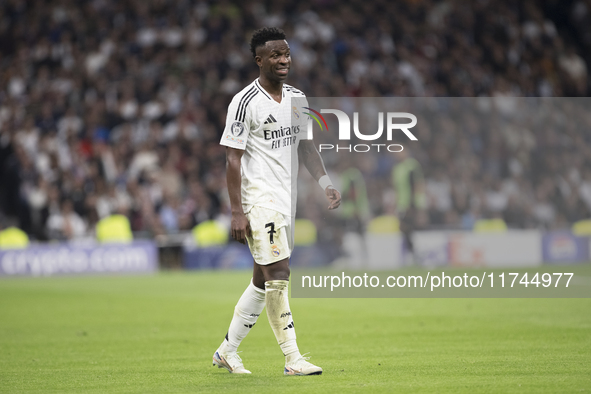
[0,0,590,241]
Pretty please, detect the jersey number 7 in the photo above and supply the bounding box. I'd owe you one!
[265,222,276,244]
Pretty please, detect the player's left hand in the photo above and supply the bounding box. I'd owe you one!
[325,186,341,210]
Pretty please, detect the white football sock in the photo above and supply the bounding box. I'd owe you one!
[220,279,265,354]
[265,280,301,362]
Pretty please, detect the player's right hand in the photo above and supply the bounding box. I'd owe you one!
[231,212,252,244]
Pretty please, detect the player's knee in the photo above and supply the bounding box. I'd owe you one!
[268,267,290,281]
[262,258,290,281]
[280,265,291,280]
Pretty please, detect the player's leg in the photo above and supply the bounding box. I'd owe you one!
[259,259,322,376]
[213,262,266,374]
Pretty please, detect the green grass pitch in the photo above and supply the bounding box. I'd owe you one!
[0,270,589,393]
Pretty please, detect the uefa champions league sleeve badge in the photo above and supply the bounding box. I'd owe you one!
[231,121,245,136]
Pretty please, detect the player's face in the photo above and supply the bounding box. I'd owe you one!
[256,40,291,82]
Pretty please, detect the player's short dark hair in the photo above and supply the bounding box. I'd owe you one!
[250,27,286,58]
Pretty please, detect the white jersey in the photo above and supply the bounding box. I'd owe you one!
[220,79,308,217]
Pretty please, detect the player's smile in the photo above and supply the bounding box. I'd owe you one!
[275,66,289,76]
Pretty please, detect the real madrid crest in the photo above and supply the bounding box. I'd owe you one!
[271,244,281,257]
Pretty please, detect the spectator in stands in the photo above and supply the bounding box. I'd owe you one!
[47,199,86,240]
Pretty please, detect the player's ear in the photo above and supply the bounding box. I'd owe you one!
[255,55,262,68]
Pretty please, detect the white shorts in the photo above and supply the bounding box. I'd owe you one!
[245,206,294,265]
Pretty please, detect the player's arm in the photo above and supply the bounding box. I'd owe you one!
[298,139,341,210]
[226,147,252,244]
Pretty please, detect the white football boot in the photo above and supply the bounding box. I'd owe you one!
[213,349,251,374]
[284,354,323,376]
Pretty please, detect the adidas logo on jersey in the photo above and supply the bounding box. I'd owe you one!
[264,114,277,124]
